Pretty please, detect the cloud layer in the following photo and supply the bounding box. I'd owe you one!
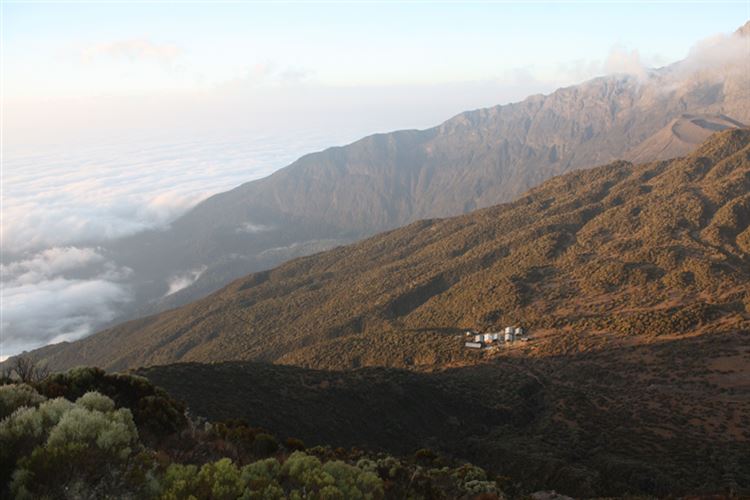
[2,132,341,253]
[1,132,345,357]
[0,247,132,357]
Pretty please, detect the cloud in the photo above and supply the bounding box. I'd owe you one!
[0,247,132,357]
[675,30,749,76]
[165,266,207,296]
[603,45,649,81]
[1,247,104,285]
[236,222,272,234]
[551,24,748,87]
[2,133,338,253]
[82,38,183,66]
[1,131,353,359]
[223,61,316,89]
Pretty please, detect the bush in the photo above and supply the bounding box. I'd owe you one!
[7,391,144,499]
[36,367,188,445]
[241,457,280,486]
[0,397,75,488]
[0,383,46,419]
[252,433,279,457]
[159,462,199,499]
[0,376,501,499]
[46,406,138,458]
[285,437,306,452]
[76,390,116,413]
[196,458,244,500]
[280,451,384,499]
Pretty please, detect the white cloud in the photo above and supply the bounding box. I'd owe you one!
[549,25,748,87]
[603,45,649,81]
[236,222,272,234]
[1,247,104,285]
[2,133,341,253]
[241,61,315,85]
[82,38,183,66]
[1,131,352,359]
[0,247,132,356]
[166,266,207,296]
[675,31,749,76]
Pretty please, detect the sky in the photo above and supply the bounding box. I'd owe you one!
[4,1,748,148]
[1,1,748,358]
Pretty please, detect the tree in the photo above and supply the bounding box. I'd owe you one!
[11,356,49,384]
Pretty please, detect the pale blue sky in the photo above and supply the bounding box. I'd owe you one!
[5,2,748,90]
[3,1,749,146]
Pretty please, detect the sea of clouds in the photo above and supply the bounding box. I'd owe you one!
[1,131,350,359]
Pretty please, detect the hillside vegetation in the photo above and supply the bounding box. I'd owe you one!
[0,368,506,499]
[34,128,750,372]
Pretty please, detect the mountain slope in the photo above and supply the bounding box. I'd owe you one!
[34,128,750,371]
[103,24,749,321]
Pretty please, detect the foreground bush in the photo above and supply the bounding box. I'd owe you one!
[2,390,143,499]
[36,367,188,445]
[0,384,46,420]
[0,371,505,499]
[158,453,383,500]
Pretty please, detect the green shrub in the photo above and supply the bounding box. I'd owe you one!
[76,390,116,413]
[196,458,244,500]
[280,452,384,499]
[8,391,144,499]
[241,457,280,486]
[159,462,199,500]
[285,437,306,452]
[46,405,138,458]
[322,460,383,499]
[252,432,278,457]
[37,367,188,445]
[0,397,75,487]
[0,383,46,419]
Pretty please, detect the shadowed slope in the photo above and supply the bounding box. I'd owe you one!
[138,325,750,496]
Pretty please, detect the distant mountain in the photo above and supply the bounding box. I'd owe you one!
[102,23,749,321]
[32,128,750,371]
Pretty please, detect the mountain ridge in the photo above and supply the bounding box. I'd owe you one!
[27,128,750,372]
